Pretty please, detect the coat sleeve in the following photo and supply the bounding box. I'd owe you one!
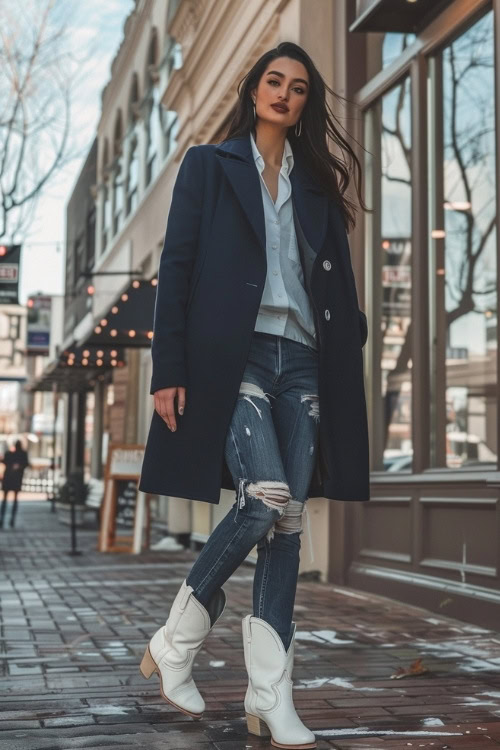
[358,309,368,348]
[150,146,204,394]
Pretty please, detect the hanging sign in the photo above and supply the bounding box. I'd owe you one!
[26,295,51,352]
[0,245,21,305]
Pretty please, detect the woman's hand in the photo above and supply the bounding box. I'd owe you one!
[154,387,186,432]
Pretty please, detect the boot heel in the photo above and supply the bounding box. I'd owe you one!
[246,712,270,736]
[139,646,157,679]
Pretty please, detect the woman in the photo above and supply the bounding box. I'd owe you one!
[0,439,29,528]
[139,41,370,749]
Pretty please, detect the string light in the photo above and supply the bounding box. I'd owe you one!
[128,329,136,337]
[100,318,108,326]
[82,358,88,365]
[97,350,104,357]
[151,278,158,286]
[87,285,95,295]
[83,350,90,357]
[111,305,119,314]
[111,359,117,366]
[110,329,117,337]
[121,293,128,301]
[97,359,103,366]
[110,350,117,357]
[132,280,140,288]
[94,325,102,333]
[147,331,153,339]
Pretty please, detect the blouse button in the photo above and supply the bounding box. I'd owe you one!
[323,260,332,271]
[324,309,330,321]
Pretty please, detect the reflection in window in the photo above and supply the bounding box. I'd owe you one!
[441,12,497,468]
[378,78,413,471]
[382,33,416,68]
[367,33,416,77]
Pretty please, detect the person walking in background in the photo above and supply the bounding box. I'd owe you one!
[0,439,30,529]
[139,40,370,749]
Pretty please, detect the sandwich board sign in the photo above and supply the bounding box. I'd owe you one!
[98,443,151,553]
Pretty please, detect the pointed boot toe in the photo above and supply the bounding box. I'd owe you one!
[140,579,226,718]
[242,615,316,749]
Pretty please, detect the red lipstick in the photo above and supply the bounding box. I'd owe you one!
[271,102,289,113]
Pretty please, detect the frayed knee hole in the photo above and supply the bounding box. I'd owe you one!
[274,499,305,535]
[246,480,291,513]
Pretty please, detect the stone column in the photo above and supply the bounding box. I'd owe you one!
[90,380,104,478]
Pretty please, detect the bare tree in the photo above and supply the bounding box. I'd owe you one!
[379,17,496,452]
[0,0,85,241]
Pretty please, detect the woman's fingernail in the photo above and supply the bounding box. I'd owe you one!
[179,407,184,415]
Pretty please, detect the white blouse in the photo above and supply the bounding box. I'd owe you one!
[249,131,317,350]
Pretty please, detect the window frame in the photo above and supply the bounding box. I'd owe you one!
[354,0,500,478]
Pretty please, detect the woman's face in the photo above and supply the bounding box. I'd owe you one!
[251,56,309,130]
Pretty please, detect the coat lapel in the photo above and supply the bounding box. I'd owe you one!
[215,134,328,257]
[215,136,266,252]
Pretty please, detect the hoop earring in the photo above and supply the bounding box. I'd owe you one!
[295,118,302,137]
[252,100,256,121]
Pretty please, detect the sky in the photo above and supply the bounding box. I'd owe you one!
[17,0,135,304]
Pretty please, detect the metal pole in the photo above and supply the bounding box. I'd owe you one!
[50,382,58,512]
[68,474,82,557]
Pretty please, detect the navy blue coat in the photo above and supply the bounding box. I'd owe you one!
[139,134,369,504]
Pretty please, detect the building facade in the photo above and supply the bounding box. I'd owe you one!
[42,0,500,625]
[348,0,500,628]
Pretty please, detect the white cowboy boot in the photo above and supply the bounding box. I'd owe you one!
[140,579,226,717]
[242,615,317,749]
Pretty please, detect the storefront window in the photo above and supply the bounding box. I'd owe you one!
[367,33,416,77]
[436,11,497,468]
[383,33,416,67]
[367,77,413,471]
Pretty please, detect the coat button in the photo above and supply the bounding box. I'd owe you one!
[323,260,332,271]
[324,309,330,321]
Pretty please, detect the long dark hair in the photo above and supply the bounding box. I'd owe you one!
[222,41,370,231]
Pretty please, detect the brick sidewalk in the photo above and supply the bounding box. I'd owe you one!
[1,500,500,750]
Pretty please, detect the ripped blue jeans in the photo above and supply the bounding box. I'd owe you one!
[186,330,320,650]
